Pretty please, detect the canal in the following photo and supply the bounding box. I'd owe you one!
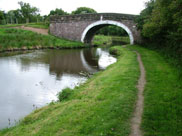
[0,47,116,129]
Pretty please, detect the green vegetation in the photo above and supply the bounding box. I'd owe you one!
[72,7,97,14]
[0,46,140,136]
[0,22,49,29]
[136,0,182,67]
[128,46,182,136]
[96,25,127,37]
[24,22,49,29]
[0,28,84,52]
[58,88,73,101]
[93,35,129,46]
[49,8,69,16]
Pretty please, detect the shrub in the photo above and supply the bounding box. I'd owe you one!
[58,88,73,102]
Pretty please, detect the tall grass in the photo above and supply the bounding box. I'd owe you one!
[0,28,84,52]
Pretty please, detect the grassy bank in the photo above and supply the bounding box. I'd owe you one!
[0,28,84,52]
[0,46,140,136]
[0,22,49,29]
[128,46,182,136]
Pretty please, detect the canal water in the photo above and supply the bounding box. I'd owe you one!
[0,48,116,129]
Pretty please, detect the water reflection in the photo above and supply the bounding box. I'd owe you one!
[0,48,116,129]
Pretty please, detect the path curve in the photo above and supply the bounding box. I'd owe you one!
[15,26,49,35]
[130,51,146,136]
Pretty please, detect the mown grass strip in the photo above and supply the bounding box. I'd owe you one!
[0,46,140,136]
[128,45,182,136]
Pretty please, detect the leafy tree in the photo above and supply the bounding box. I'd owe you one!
[137,0,182,66]
[49,8,68,16]
[96,25,127,36]
[136,0,155,30]
[0,10,5,24]
[72,7,97,14]
[18,1,39,23]
[141,0,182,42]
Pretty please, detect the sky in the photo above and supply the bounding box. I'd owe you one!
[0,0,149,15]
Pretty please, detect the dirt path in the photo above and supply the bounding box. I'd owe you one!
[129,51,146,136]
[15,26,49,35]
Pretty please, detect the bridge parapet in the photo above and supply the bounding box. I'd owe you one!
[50,13,137,23]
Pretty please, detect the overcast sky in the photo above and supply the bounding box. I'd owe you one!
[0,0,149,15]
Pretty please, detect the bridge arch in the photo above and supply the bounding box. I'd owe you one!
[81,20,134,45]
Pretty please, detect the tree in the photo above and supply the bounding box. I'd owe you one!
[18,1,39,23]
[139,0,182,42]
[0,10,5,24]
[96,25,127,36]
[136,0,155,30]
[49,8,68,16]
[71,7,97,14]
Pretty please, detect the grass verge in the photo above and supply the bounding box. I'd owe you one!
[128,45,182,136]
[0,22,49,29]
[93,35,129,46]
[24,23,49,29]
[0,46,140,136]
[0,28,84,52]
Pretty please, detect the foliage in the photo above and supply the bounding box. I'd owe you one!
[136,0,155,31]
[18,1,39,23]
[72,7,97,14]
[57,88,73,101]
[0,47,140,136]
[0,10,6,24]
[49,8,68,16]
[136,0,182,67]
[96,25,127,36]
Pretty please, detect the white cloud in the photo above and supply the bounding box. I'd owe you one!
[0,0,149,15]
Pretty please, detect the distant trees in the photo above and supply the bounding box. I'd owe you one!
[96,25,127,36]
[71,7,97,14]
[0,1,40,24]
[49,8,68,16]
[18,1,39,23]
[0,10,5,24]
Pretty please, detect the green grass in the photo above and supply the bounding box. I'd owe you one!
[0,22,49,29]
[0,28,84,52]
[0,46,140,136]
[1,44,180,135]
[93,35,112,46]
[24,22,49,29]
[93,35,129,46]
[0,24,23,28]
[128,45,182,136]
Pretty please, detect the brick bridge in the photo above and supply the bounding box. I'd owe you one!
[50,13,141,45]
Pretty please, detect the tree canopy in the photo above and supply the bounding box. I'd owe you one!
[137,0,182,65]
[18,1,39,23]
[72,7,97,14]
[49,8,68,16]
[137,0,182,43]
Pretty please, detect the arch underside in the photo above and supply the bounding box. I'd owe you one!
[81,20,134,45]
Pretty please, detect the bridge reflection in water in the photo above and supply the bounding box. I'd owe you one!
[0,48,116,129]
[17,48,116,77]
